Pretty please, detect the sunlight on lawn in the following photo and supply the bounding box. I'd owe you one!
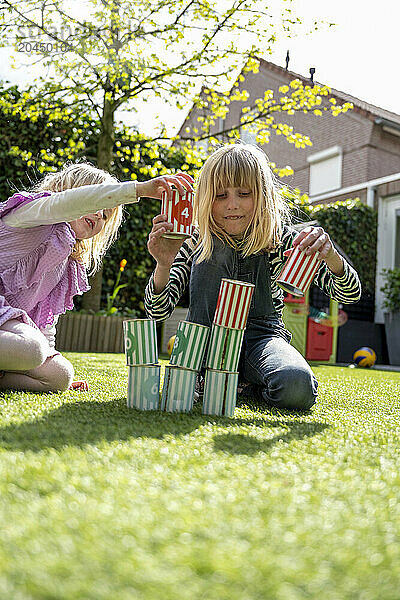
[0,355,399,599]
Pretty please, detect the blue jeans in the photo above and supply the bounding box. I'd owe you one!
[188,237,318,411]
[239,317,318,411]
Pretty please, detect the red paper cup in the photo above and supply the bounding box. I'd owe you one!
[277,247,322,297]
[161,189,193,239]
[213,279,255,330]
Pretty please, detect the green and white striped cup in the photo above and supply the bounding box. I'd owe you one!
[206,324,244,372]
[202,369,239,417]
[169,321,209,371]
[161,365,197,413]
[127,364,160,410]
[123,319,158,365]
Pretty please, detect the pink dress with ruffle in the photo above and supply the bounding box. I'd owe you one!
[0,192,90,329]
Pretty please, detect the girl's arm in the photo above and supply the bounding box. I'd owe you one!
[3,182,137,228]
[147,213,189,294]
[144,230,198,321]
[144,246,193,321]
[3,173,193,228]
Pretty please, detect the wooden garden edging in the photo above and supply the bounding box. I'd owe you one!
[56,312,125,353]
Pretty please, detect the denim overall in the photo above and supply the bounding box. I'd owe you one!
[187,236,317,410]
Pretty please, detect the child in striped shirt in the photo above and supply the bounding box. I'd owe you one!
[145,144,361,410]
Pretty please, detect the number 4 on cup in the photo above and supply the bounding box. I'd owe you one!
[181,207,190,219]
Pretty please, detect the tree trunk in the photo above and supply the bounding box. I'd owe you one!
[81,95,115,312]
[97,96,115,171]
[81,269,104,312]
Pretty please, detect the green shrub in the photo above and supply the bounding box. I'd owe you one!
[380,268,400,313]
[310,200,377,296]
[0,83,89,198]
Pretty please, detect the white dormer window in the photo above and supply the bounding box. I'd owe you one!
[240,108,258,145]
[241,128,257,145]
[307,146,342,196]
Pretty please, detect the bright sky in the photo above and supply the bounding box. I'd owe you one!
[0,0,398,136]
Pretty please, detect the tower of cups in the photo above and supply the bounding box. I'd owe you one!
[159,188,210,412]
[203,279,255,417]
[161,320,209,412]
[123,319,160,410]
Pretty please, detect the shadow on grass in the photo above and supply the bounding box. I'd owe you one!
[0,397,329,453]
[212,422,329,455]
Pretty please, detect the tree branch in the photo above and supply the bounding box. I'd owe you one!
[2,0,104,85]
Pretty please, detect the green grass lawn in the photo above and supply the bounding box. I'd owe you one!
[1,354,400,599]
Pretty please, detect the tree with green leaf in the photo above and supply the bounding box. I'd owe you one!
[0,0,351,172]
[0,1,353,310]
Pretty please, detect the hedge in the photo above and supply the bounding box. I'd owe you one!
[309,200,377,296]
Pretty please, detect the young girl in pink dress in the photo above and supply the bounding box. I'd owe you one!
[0,162,192,392]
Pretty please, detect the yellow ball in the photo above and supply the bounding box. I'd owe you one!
[167,335,176,357]
[353,347,377,368]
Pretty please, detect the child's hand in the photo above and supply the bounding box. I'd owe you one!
[292,225,334,261]
[136,172,193,200]
[147,214,187,268]
[292,226,344,276]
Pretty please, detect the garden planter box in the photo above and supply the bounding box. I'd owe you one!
[56,312,125,353]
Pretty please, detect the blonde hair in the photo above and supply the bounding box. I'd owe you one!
[34,162,123,274]
[194,144,291,262]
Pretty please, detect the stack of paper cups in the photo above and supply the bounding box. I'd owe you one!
[123,319,160,410]
[203,279,255,417]
[161,320,209,412]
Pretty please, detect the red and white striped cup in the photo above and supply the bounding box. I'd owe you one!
[277,247,322,297]
[161,189,193,239]
[213,279,255,330]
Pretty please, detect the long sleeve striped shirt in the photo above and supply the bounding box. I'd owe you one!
[144,226,361,322]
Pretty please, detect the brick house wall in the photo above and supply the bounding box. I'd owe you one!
[368,127,400,181]
[178,58,400,199]
[376,177,400,198]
